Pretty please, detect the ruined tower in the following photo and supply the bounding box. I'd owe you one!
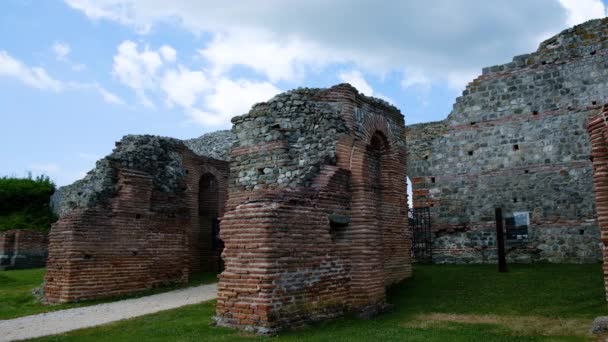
[214,84,411,333]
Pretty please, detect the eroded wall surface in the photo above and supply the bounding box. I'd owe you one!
[0,229,47,270]
[215,84,410,333]
[44,135,229,303]
[407,18,608,263]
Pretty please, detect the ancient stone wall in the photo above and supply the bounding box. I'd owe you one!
[588,104,608,300]
[0,229,47,270]
[44,135,229,303]
[407,18,608,263]
[215,84,410,333]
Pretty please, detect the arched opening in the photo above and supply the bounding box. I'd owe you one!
[199,173,223,271]
[406,177,413,209]
[366,131,391,276]
[367,132,390,205]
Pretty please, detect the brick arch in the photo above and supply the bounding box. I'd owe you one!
[195,165,228,217]
[199,173,219,217]
[186,162,229,274]
[359,113,399,149]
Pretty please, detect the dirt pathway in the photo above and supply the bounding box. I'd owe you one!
[0,283,217,341]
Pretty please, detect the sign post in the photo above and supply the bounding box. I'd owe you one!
[495,208,507,272]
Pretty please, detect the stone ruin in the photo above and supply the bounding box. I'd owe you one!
[38,16,608,333]
[214,84,410,332]
[407,18,608,264]
[0,229,47,271]
[44,84,411,331]
[45,132,232,303]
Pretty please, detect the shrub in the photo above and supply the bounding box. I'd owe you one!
[0,174,57,232]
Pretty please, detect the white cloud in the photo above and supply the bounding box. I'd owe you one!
[95,85,124,104]
[195,78,280,125]
[111,40,281,126]
[0,50,63,91]
[338,70,374,96]
[159,45,177,63]
[401,68,432,90]
[53,42,71,61]
[558,0,607,26]
[65,0,582,92]
[52,41,87,71]
[0,50,123,105]
[161,66,208,108]
[200,29,340,82]
[446,70,480,91]
[64,0,141,29]
[68,82,125,105]
[112,40,164,107]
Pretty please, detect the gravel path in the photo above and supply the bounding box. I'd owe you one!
[0,283,217,342]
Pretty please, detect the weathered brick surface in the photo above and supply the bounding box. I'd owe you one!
[407,18,608,263]
[215,84,410,333]
[0,229,47,270]
[588,104,608,300]
[44,142,228,303]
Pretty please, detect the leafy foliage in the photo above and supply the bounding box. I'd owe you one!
[0,174,57,232]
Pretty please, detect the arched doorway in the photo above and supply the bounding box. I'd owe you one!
[367,132,390,217]
[199,173,223,271]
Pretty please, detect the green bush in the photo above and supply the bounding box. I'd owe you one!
[0,174,57,232]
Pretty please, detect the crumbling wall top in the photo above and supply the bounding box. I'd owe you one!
[184,130,235,161]
[52,135,188,216]
[228,84,404,192]
[480,18,608,77]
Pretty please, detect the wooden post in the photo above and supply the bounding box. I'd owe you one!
[495,208,507,272]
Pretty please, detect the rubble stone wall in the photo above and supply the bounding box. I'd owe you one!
[407,18,608,263]
[0,229,47,270]
[215,84,410,333]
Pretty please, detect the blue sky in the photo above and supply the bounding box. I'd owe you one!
[1,0,607,186]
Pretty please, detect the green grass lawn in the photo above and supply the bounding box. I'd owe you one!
[0,268,218,320]
[23,264,608,342]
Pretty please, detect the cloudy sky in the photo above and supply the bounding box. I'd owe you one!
[1,0,607,186]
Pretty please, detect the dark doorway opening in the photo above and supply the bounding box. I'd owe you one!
[199,173,223,272]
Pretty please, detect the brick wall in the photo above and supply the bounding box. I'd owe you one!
[0,229,47,270]
[44,145,228,303]
[588,104,608,300]
[215,84,410,333]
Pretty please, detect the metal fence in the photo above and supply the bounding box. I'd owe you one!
[409,207,432,263]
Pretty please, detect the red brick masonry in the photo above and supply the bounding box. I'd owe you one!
[0,229,48,271]
[215,85,411,333]
[588,104,608,300]
[44,146,228,303]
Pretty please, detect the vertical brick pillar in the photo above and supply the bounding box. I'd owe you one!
[347,140,386,312]
[588,105,608,300]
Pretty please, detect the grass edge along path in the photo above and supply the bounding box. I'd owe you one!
[0,268,218,320]
[27,263,608,342]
